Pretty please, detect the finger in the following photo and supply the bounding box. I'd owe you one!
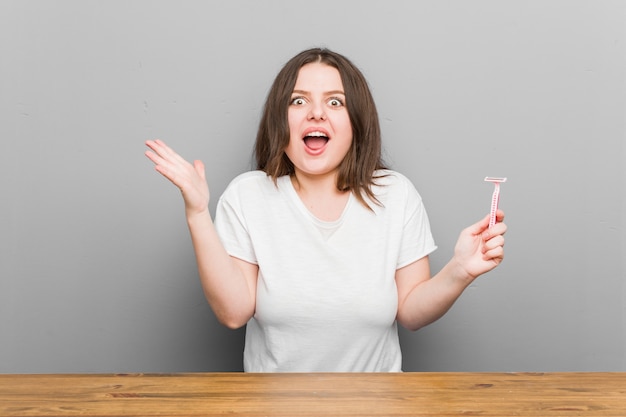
[481,225,506,245]
[145,146,175,173]
[193,160,206,181]
[145,140,169,161]
[152,158,179,183]
[145,139,168,156]
[152,139,177,159]
[147,139,186,165]
[144,148,161,165]
[464,213,491,236]
[161,150,198,184]
[482,245,504,262]
[145,140,171,164]
[146,148,186,186]
[482,235,505,253]
[488,221,507,237]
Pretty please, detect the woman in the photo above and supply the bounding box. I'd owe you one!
[145,48,506,372]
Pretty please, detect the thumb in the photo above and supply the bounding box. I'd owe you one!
[193,160,206,180]
[465,213,491,236]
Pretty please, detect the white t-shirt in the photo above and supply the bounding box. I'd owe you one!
[214,170,437,372]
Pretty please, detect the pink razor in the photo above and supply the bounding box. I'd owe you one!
[484,177,507,228]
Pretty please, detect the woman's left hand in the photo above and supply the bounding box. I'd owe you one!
[453,210,506,281]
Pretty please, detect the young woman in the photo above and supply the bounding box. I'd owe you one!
[145,48,506,372]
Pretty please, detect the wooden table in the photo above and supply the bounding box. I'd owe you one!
[1,372,625,416]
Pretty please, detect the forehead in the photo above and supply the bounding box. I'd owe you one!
[294,62,344,92]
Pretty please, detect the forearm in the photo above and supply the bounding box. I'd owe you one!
[186,210,256,329]
[145,140,256,328]
[397,212,506,331]
[397,259,473,331]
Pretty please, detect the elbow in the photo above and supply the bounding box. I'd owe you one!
[397,302,445,332]
[214,308,253,330]
[406,324,423,332]
[205,291,255,330]
[399,320,422,333]
[396,313,427,332]
[219,316,248,330]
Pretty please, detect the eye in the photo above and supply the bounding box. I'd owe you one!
[328,97,344,107]
[290,96,306,106]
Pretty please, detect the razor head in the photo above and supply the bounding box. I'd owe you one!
[484,177,507,183]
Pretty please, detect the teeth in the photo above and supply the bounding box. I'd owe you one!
[305,131,328,138]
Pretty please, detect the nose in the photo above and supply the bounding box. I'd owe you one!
[307,102,326,121]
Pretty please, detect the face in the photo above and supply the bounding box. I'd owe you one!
[285,62,353,182]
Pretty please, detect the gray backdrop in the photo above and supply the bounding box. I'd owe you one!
[1,1,624,373]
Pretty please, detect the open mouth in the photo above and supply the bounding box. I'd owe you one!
[303,131,329,151]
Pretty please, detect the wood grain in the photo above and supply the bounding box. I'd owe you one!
[1,372,625,416]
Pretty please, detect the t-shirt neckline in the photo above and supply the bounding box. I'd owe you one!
[278,175,353,229]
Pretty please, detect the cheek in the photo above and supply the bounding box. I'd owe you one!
[337,117,353,143]
[336,109,352,132]
[287,111,301,141]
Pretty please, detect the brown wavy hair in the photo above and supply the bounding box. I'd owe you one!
[254,48,387,209]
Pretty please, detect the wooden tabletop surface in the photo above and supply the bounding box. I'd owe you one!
[1,372,625,416]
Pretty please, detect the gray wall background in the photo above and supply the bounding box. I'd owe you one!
[1,0,624,373]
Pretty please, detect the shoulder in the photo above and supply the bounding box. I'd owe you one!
[372,169,420,197]
[226,170,270,187]
[222,171,275,195]
[366,170,426,215]
[373,169,413,186]
[219,171,283,207]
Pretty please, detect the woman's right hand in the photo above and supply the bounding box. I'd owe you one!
[145,139,210,217]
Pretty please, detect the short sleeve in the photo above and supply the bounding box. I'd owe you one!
[214,179,258,265]
[395,176,437,269]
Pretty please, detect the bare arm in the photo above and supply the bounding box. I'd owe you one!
[396,211,506,331]
[145,139,257,329]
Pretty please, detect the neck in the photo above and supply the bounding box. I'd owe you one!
[291,169,340,195]
[290,170,350,222]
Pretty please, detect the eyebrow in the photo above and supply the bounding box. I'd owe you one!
[291,89,346,96]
